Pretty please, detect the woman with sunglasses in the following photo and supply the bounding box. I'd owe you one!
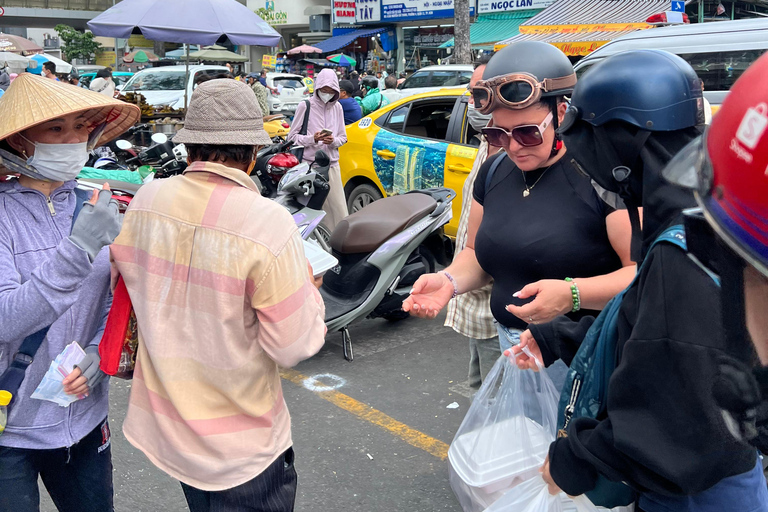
[403,42,635,380]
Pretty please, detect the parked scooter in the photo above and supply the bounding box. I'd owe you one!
[261,146,456,360]
[263,114,291,142]
[322,188,454,360]
[119,133,188,178]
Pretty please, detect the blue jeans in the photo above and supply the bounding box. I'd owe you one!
[497,323,569,392]
[639,457,768,512]
[0,418,113,512]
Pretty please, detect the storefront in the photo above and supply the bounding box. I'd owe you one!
[439,7,548,52]
[495,0,671,58]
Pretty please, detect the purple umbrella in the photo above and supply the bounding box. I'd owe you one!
[88,0,280,110]
[87,0,281,47]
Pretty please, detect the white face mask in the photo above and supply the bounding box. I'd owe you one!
[467,103,493,132]
[25,141,89,182]
[318,92,334,104]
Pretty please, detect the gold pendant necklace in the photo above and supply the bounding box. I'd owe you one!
[522,165,552,198]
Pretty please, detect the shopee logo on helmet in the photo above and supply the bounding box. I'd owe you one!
[735,102,768,150]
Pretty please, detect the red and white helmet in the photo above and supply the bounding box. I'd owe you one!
[664,52,768,277]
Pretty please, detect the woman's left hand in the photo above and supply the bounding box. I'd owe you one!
[62,367,89,397]
[506,279,573,325]
[541,456,562,496]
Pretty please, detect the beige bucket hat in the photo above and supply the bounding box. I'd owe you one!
[173,78,272,146]
[0,73,141,144]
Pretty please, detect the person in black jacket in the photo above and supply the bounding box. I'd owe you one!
[512,50,768,512]
[664,52,768,459]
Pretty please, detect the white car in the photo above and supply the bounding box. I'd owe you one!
[266,72,309,115]
[120,65,228,110]
[396,64,474,98]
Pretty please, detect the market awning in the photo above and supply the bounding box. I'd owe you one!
[314,27,388,53]
[496,28,647,55]
[496,0,670,55]
[300,58,340,68]
[440,10,542,49]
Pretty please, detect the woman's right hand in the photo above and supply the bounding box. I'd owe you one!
[402,273,454,319]
[504,329,543,371]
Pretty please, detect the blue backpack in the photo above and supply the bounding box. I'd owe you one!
[557,224,719,508]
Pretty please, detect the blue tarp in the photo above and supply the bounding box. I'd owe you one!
[314,27,388,53]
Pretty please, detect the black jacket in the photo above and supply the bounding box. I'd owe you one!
[530,131,756,497]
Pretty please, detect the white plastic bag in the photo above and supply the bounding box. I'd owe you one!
[483,476,567,512]
[483,476,635,512]
[449,354,560,512]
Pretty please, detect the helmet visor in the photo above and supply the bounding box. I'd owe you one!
[662,134,709,191]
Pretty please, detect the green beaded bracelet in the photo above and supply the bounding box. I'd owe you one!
[565,277,581,312]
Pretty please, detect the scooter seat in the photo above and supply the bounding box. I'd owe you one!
[330,193,437,254]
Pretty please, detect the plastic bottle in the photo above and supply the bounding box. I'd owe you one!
[0,390,12,437]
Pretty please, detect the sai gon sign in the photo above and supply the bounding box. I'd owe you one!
[477,0,554,14]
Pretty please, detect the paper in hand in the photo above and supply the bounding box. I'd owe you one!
[30,342,87,407]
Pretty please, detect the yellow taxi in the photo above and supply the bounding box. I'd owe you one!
[339,88,480,238]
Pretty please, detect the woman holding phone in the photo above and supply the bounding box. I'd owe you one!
[287,68,348,231]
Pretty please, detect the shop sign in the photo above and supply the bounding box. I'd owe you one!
[96,51,117,67]
[334,0,357,24]
[519,22,651,34]
[381,0,474,21]
[356,0,381,22]
[257,3,288,25]
[552,40,610,56]
[262,55,277,68]
[477,0,553,14]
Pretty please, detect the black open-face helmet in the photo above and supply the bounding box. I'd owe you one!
[361,76,379,91]
[473,41,576,157]
[473,41,575,114]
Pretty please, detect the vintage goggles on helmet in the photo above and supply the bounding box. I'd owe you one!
[481,112,553,148]
[472,72,577,114]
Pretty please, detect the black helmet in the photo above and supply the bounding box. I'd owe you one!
[560,49,704,133]
[481,41,575,98]
[478,41,575,157]
[361,76,379,90]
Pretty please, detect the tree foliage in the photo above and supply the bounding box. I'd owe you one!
[54,24,103,62]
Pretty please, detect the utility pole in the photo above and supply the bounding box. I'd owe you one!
[454,0,472,65]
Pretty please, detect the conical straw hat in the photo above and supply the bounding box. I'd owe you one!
[0,73,141,144]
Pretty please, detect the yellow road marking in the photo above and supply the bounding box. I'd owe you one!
[281,369,449,460]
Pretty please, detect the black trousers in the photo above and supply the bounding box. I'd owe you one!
[0,418,114,512]
[181,447,298,512]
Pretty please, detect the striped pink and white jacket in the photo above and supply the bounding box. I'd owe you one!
[110,161,326,491]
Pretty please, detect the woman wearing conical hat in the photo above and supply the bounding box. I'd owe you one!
[0,73,139,512]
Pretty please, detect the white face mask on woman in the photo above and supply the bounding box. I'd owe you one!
[467,103,493,132]
[24,140,89,182]
[318,92,335,104]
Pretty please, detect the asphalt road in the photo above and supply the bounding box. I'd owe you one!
[41,312,475,512]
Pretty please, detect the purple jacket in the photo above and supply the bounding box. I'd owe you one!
[287,68,347,164]
[0,179,111,450]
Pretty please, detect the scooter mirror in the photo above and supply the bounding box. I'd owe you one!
[151,133,168,145]
[314,150,331,169]
[115,139,132,150]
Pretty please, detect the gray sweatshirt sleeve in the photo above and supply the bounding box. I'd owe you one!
[85,290,112,349]
[0,230,93,343]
